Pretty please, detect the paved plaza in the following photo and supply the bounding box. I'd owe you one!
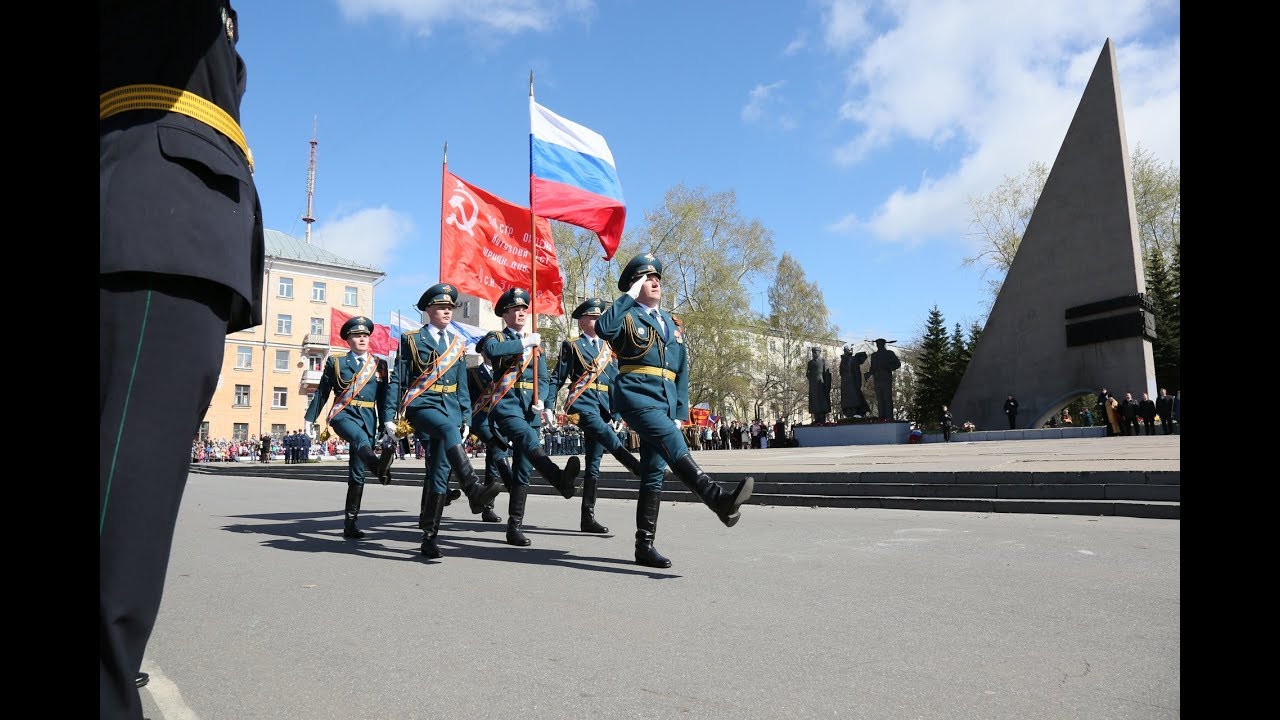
[140,440,1180,720]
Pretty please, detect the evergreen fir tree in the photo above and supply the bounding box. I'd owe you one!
[910,306,951,426]
[946,322,971,404]
[1145,245,1180,392]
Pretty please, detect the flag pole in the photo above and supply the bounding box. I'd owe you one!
[528,70,540,406]
[440,141,448,281]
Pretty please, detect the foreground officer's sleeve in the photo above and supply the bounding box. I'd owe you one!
[595,293,638,344]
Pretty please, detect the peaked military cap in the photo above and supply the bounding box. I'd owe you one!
[571,297,606,319]
[340,316,373,339]
[617,253,663,292]
[416,282,458,310]
[495,287,531,315]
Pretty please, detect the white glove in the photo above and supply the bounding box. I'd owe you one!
[461,425,470,441]
[522,332,542,348]
[627,275,646,299]
[531,401,545,413]
[384,422,398,437]
[674,419,683,430]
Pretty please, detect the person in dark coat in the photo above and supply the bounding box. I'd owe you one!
[1004,394,1019,429]
[1155,388,1175,435]
[1138,392,1158,435]
[1120,392,1140,436]
[100,3,264,715]
[940,405,954,442]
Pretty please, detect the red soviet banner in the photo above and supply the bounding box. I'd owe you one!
[330,307,397,358]
[439,166,564,316]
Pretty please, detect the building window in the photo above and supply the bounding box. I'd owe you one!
[344,286,358,306]
[198,422,209,442]
[234,384,250,407]
[275,349,290,371]
[276,314,292,335]
[236,346,253,369]
[308,356,323,371]
[310,317,325,335]
[232,423,249,442]
[272,387,288,408]
[271,423,286,438]
[312,281,327,302]
[278,276,294,298]
[460,300,472,319]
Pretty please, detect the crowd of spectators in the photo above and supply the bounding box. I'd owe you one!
[190,434,351,463]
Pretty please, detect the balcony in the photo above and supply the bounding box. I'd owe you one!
[302,333,330,351]
[300,369,323,390]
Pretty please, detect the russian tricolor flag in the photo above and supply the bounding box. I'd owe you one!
[530,98,625,260]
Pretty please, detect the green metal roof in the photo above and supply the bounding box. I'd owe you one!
[264,229,384,275]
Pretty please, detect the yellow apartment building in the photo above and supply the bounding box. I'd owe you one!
[199,229,385,443]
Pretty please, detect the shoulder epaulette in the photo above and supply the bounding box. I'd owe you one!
[670,313,684,329]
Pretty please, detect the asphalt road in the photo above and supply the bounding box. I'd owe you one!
[140,471,1180,720]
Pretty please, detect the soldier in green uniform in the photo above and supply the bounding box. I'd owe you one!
[475,287,580,546]
[303,316,389,540]
[551,297,644,533]
[386,283,502,559]
[595,254,754,568]
[466,359,509,524]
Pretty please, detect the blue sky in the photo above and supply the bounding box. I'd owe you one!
[236,0,1180,344]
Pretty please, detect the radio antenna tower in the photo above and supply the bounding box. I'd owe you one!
[302,116,318,244]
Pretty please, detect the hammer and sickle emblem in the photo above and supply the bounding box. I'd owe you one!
[445,181,480,236]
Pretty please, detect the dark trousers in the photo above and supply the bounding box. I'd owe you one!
[1007,414,1016,429]
[620,406,693,492]
[100,273,231,720]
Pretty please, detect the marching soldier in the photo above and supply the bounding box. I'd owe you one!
[466,359,510,524]
[303,316,389,540]
[595,253,754,568]
[551,297,644,533]
[475,287,581,546]
[386,283,503,559]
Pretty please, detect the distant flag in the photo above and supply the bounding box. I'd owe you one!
[440,166,564,316]
[330,307,396,358]
[529,97,625,260]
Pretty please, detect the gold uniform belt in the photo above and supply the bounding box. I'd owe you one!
[618,365,677,381]
[514,382,537,390]
[99,84,254,172]
[426,384,458,393]
[350,399,377,408]
[584,382,610,392]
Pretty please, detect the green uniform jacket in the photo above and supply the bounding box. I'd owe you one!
[594,295,689,421]
[304,352,389,440]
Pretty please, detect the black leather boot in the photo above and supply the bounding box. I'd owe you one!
[447,444,503,513]
[355,444,380,474]
[528,447,580,499]
[610,445,643,476]
[634,488,671,568]
[506,485,532,546]
[580,476,608,533]
[481,453,508,522]
[420,491,446,559]
[667,454,753,527]
[375,441,395,485]
[343,483,365,539]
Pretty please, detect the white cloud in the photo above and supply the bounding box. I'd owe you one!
[313,206,414,269]
[783,31,808,56]
[336,0,594,37]
[818,0,1180,246]
[742,81,794,129]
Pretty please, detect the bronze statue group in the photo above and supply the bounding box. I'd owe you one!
[305,253,754,569]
